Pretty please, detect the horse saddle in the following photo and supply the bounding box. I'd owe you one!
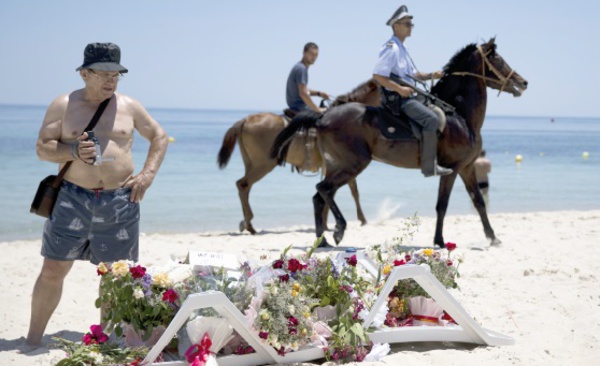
[372,104,447,141]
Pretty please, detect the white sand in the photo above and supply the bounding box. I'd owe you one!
[1,210,599,365]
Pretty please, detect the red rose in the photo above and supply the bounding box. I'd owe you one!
[393,259,406,266]
[272,259,284,269]
[447,260,453,266]
[404,254,411,261]
[287,258,303,272]
[279,274,290,282]
[445,242,457,251]
[258,331,269,339]
[345,255,357,267]
[162,289,179,303]
[129,265,146,279]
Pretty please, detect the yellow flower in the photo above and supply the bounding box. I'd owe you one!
[423,248,434,257]
[260,309,270,320]
[152,272,172,288]
[383,265,392,276]
[111,260,129,277]
[97,262,110,275]
[301,328,308,336]
[291,290,299,297]
[303,311,310,318]
[292,283,301,291]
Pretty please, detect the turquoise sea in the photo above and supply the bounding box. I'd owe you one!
[1,104,599,242]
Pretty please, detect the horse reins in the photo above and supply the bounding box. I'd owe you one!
[451,45,515,96]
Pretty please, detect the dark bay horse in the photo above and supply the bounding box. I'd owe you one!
[271,38,528,247]
[217,80,380,234]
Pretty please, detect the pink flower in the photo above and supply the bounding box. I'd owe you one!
[129,265,146,279]
[447,260,453,266]
[345,255,357,266]
[258,331,269,339]
[162,289,178,303]
[82,324,108,345]
[446,242,457,251]
[393,259,406,266]
[272,259,284,269]
[405,254,411,261]
[185,333,213,363]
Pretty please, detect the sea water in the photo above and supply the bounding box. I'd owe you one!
[1,105,599,242]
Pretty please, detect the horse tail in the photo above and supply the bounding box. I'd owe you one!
[270,110,322,165]
[217,118,245,169]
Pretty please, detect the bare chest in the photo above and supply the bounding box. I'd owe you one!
[62,102,134,144]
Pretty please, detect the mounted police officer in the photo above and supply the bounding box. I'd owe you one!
[373,5,453,177]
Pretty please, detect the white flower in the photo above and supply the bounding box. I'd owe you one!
[89,351,104,364]
[270,286,278,296]
[133,288,144,299]
[288,305,295,315]
[364,343,390,362]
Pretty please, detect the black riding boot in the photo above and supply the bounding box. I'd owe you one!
[421,130,453,177]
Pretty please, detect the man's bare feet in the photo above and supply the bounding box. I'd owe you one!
[17,337,44,354]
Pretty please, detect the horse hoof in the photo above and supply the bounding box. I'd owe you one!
[317,237,334,249]
[490,238,502,246]
[333,231,344,245]
[434,239,446,248]
[240,220,257,234]
[360,220,367,226]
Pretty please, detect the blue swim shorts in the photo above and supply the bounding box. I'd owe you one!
[41,180,140,265]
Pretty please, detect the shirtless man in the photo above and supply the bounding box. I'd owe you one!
[25,42,168,348]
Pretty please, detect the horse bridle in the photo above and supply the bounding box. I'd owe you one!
[451,45,516,96]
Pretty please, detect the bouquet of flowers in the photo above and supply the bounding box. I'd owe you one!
[377,245,461,327]
[54,324,147,366]
[177,262,255,316]
[365,216,462,327]
[248,246,320,355]
[96,260,181,343]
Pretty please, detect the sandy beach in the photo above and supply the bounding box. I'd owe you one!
[1,210,599,366]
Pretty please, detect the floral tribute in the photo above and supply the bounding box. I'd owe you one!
[96,260,180,340]
[55,215,464,365]
[246,244,320,355]
[366,217,462,328]
[54,324,147,366]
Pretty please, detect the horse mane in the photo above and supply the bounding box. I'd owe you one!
[442,43,478,75]
[332,79,379,106]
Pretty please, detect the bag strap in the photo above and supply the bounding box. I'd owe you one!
[51,97,112,188]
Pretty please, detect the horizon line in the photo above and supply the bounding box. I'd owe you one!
[1,102,598,120]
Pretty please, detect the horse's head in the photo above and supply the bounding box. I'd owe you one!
[443,38,528,97]
[477,37,528,97]
[332,79,381,107]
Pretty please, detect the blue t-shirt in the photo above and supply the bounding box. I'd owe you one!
[286,62,309,111]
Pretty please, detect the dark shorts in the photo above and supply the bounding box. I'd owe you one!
[42,180,140,265]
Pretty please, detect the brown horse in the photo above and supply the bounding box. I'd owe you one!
[271,38,528,247]
[217,80,380,234]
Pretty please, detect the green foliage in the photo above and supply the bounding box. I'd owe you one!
[53,337,147,366]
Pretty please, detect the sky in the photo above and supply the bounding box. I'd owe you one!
[1,1,599,117]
